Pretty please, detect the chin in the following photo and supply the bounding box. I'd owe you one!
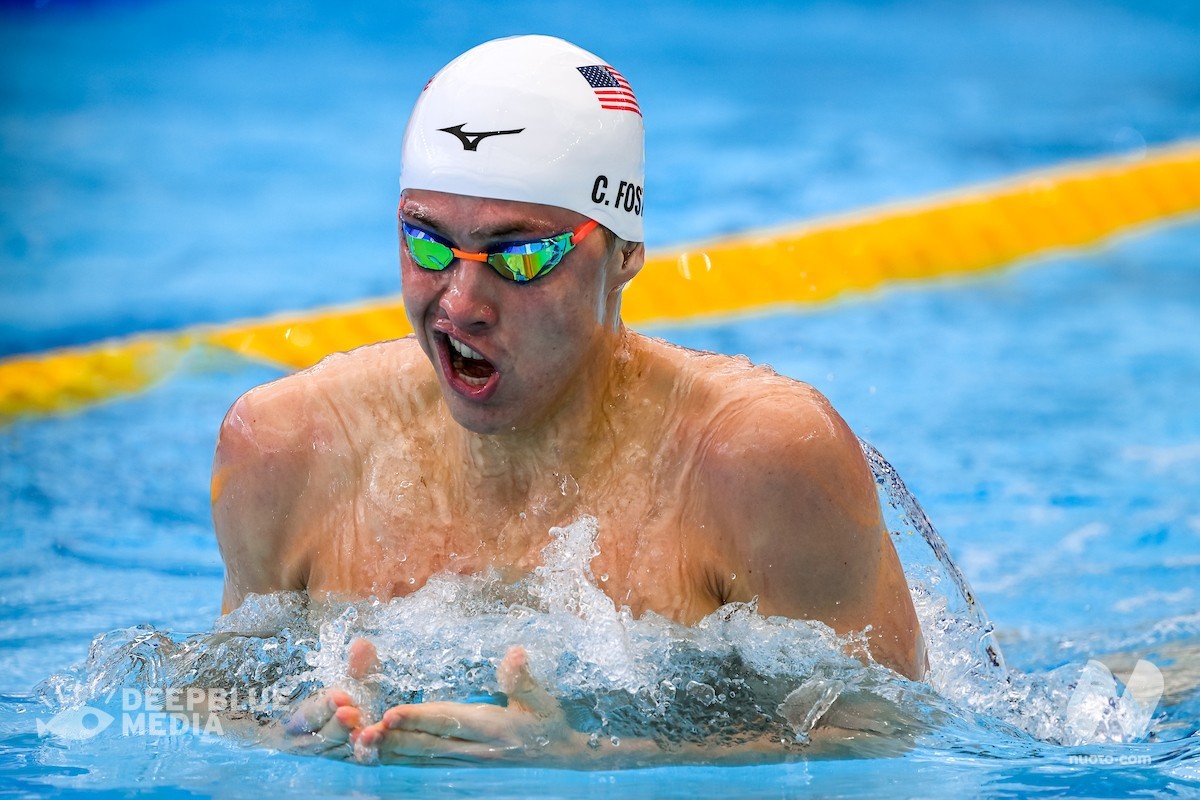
[443,394,516,436]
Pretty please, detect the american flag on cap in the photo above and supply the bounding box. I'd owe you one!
[576,65,641,116]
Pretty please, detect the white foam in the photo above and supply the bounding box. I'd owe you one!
[35,442,1181,756]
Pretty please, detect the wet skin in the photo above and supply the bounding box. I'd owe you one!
[212,189,926,763]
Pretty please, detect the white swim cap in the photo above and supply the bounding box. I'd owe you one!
[400,35,645,242]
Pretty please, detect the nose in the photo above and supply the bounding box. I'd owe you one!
[439,260,499,330]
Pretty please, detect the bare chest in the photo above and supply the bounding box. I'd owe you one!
[301,443,724,623]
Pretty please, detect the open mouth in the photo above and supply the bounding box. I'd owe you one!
[440,334,500,398]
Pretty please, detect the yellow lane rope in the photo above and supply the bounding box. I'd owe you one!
[3,141,1199,418]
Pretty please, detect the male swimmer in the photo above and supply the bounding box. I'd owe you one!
[212,35,925,763]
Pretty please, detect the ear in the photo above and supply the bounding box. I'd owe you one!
[611,241,645,290]
[601,240,644,328]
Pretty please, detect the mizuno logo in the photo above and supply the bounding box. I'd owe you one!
[438,124,525,152]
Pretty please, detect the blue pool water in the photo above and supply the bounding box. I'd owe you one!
[3,0,1199,356]
[3,0,1200,797]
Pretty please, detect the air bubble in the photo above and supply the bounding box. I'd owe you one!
[686,681,717,706]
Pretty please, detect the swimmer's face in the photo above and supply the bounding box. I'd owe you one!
[399,189,639,435]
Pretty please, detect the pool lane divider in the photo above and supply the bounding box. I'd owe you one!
[3,140,1199,418]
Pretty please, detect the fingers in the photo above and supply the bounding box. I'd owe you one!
[333,704,363,730]
[498,646,561,719]
[278,644,565,765]
[313,704,360,748]
[356,721,516,764]
[276,691,360,757]
[255,640,381,763]
[383,706,466,738]
[374,730,512,763]
[347,649,572,766]
[281,643,372,732]
[382,701,515,744]
[347,637,380,681]
[283,690,341,736]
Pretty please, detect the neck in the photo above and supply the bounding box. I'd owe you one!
[446,326,635,514]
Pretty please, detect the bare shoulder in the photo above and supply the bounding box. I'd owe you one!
[212,337,432,610]
[635,335,867,486]
[216,337,433,461]
[657,343,923,678]
[668,344,879,596]
[692,361,877,530]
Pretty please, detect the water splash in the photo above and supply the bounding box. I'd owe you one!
[35,442,1191,759]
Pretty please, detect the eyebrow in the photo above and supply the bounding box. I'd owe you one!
[399,203,560,242]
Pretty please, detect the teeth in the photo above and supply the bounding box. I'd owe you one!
[448,337,485,361]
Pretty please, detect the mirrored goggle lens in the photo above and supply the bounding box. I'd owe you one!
[405,231,454,270]
[487,239,568,282]
[404,222,571,283]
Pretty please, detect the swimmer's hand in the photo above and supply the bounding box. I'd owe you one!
[260,638,377,759]
[355,645,584,764]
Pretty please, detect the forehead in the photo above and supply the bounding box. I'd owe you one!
[401,189,587,238]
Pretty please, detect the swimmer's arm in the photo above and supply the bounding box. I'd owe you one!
[185,639,913,766]
[212,383,319,613]
[357,643,911,766]
[699,393,926,680]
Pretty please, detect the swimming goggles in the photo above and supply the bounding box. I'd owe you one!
[401,217,600,283]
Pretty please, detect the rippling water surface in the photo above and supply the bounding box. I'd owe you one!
[3,0,1200,797]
